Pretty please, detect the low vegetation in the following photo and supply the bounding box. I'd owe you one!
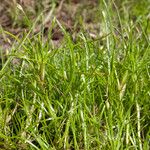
[0,0,150,149]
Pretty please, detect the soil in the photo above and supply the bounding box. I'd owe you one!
[0,0,99,53]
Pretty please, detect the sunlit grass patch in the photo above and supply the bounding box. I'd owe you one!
[0,0,150,149]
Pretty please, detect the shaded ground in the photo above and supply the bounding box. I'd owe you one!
[0,0,100,52]
[1,0,149,51]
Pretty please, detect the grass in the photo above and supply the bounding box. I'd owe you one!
[0,0,150,149]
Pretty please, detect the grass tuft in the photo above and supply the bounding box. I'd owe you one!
[0,0,150,149]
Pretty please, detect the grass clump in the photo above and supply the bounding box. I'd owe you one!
[0,0,150,149]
